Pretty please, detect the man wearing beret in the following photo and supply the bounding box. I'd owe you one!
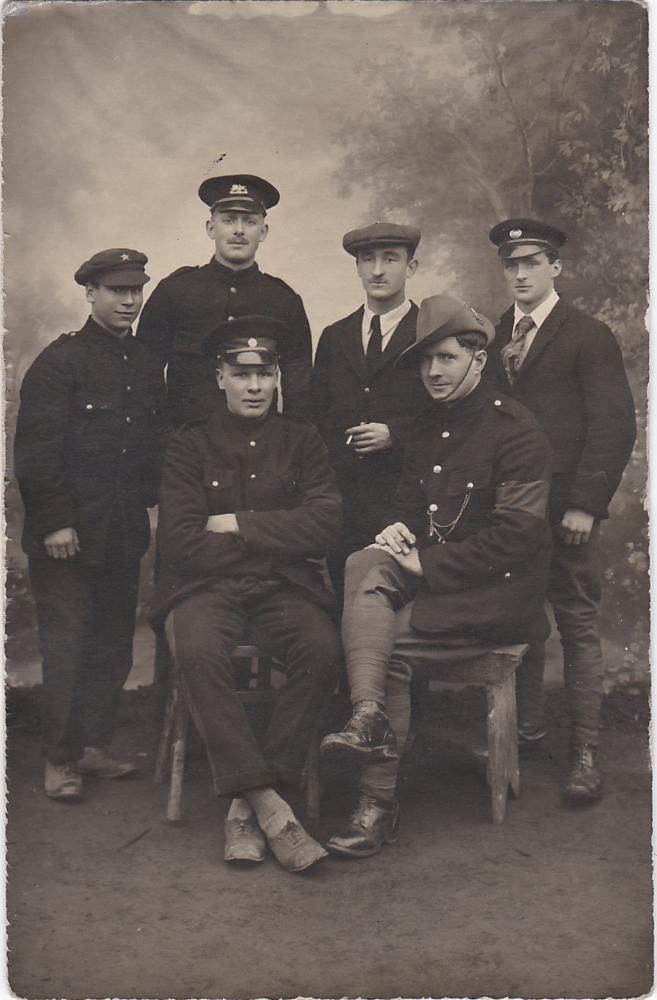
[153,315,341,873]
[14,249,166,802]
[487,219,636,803]
[320,294,552,856]
[137,172,313,428]
[311,222,426,597]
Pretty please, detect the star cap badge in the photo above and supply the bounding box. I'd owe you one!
[120,253,130,261]
[509,229,523,239]
[469,306,484,326]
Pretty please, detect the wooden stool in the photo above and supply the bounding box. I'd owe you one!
[420,644,527,824]
[154,644,321,823]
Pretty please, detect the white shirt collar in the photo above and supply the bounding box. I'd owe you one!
[363,298,412,342]
[514,288,559,332]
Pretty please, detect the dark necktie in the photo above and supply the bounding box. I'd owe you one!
[501,315,534,384]
[365,314,383,370]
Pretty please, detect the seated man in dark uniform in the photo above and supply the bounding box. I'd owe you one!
[153,316,342,873]
[321,295,552,857]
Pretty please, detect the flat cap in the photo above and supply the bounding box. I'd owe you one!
[198,173,280,215]
[397,294,495,368]
[343,222,421,257]
[203,315,291,366]
[74,249,150,287]
[489,218,567,259]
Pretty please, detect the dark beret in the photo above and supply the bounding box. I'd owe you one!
[203,315,291,366]
[489,218,567,259]
[343,222,421,257]
[397,294,495,368]
[198,173,280,215]
[74,249,150,287]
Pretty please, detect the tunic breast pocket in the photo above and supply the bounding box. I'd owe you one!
[72,394,117,454]
[255,469,300,509]
[446,464,493,497]
[203,468,236,514]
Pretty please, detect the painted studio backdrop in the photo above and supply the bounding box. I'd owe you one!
[4,0,648,688]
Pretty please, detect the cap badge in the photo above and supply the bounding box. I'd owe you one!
[509,229,523,239]
[469,306,484,325]
[247,338,258,347]
[120,253,130,261]
[230,183,249,195]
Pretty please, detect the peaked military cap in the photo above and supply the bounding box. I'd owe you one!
[74,249,150,287]
[198,173,280,215]
[342,221,421,257]
[203,315,291,366]
[397,294,495,368]
[489,218,567,259]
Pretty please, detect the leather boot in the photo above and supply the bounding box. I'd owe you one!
[563,744,603,804]
[327,793,400,858]
[320,705,398,762]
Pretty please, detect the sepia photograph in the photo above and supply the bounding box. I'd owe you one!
[3,1,650,998]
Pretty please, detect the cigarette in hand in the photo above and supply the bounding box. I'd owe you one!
[346,434,354,446]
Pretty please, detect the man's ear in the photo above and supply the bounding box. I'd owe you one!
[216,366,225,391]
[475,349,487,372]
[406,256,419,278]
[206,216,216,241]
[85,284,96,304]
[258,221,269,246]
[551,258,562,279]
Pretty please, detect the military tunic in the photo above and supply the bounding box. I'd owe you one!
[153,408,342,796]
[137,257,313,427]
[14,317,166,763]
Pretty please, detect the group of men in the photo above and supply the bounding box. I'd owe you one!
[15,170,636,875]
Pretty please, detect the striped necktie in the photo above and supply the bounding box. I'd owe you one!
[501,315,534,384]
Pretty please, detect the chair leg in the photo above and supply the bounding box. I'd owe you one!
[508,673,520,798]
[486,675,518,824]
[304,736,321,820]
[154,681,176,784]
[167,685,189,823]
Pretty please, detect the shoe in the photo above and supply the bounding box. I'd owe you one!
[224,815,266,864]
[44,761,84,803]
[563,744,603,804]
[326,793,400,858]
[79,746,139,779]
[266,820,328,873]
[320,705,398,763]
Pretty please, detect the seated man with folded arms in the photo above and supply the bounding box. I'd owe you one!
[153,316,342,873]
[321,294,552,857]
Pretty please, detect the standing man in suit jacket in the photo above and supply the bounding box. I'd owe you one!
[487,218,636,803]
[311,222,426,596]
[137,172,313,428]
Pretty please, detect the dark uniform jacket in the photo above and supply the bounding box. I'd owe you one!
[14,318,166,565]
[311,303,426,542]
[152,409,342,625]
[136,257,313,427]
[386,381,552,645]
[487,299,636,522]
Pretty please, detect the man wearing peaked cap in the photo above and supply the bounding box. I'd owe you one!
[311,221,425,601]
[321,292,553,857]
[137,169,312,428]
[153,312,342,874]
[486,217,636,804]
[14,249,167,802]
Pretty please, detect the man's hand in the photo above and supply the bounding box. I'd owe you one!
[559,508,595,545]
[44,527,79,560]
[206,514,240,535]
[372,544,423,577]
[373,522,416,555]
[345,422,392,454]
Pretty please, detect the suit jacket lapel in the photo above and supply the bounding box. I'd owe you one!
[368,302,419,377]
[518,298,569,376]
[338,307,369,382]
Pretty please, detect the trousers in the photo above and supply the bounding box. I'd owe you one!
[165,578,340,797]
[516,524,603,746]
[342,548,498,796]
[28,556,141,763]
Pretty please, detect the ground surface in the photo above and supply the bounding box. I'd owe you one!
[5,681,652,1000]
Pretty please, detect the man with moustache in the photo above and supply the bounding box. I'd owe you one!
[487,219,636,803]
[311,222,425,596]
[15,250,166,802]
[137,172,312,427]
[154,315,341,873]
[321,295,552,856]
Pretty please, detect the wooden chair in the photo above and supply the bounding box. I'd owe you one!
[154,643,321,823]
[414,644,527,824]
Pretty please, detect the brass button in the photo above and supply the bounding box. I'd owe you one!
[433,465,442,474]
[228,315,235,322]
[249,440,256,447]
[121,448,127,455]
[364,387,370,393]
[230,287,237,294]
[85,404,93,410]
[126,385,132,392]
[250,473,257,479]
[211,480,219,487]
[441,431,450,439]
[125,416,131,423]
[494,399,502,407]
[429,503,438,512]
[504,571,511,578]
[467,481,474,489]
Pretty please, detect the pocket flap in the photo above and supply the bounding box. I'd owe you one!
[447,464,492,495]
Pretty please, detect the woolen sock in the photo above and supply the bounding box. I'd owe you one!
[226,797,254,822]
[244,787,296,837]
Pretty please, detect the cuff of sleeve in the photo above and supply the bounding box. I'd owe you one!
[568,472,610,520]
